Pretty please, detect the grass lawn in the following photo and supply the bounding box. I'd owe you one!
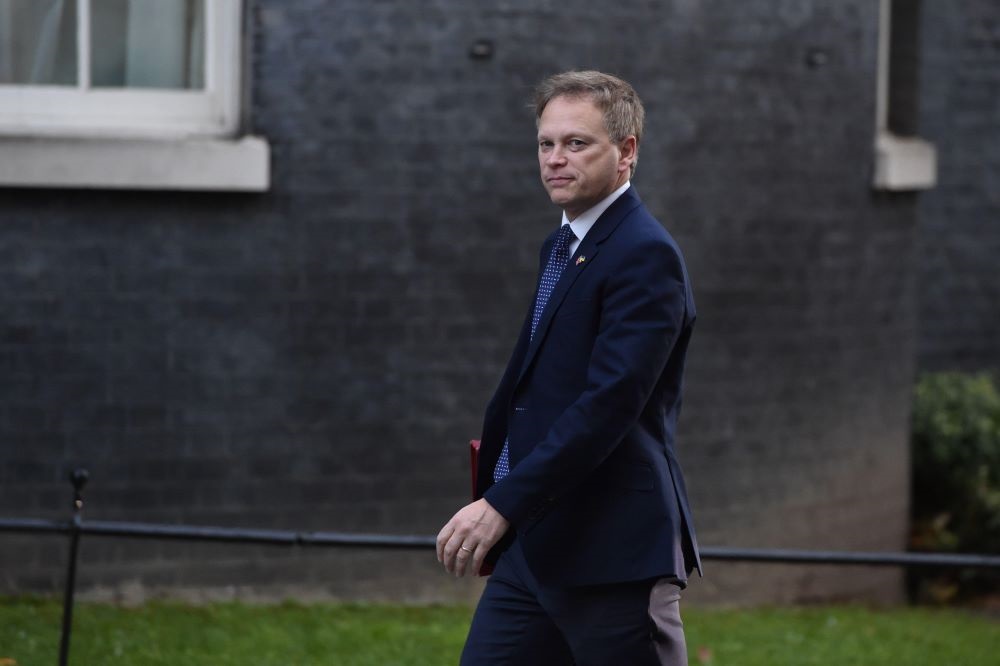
[0,597,997,665]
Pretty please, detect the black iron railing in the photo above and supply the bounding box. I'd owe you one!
[2,469,999,666]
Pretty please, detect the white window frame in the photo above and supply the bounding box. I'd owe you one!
[873,0,936,191]
[0,0,241,139]
[0,0,269,191]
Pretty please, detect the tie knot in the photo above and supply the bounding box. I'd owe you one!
[556,224,576,249]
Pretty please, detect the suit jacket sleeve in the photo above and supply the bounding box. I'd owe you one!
[484,234,689,527]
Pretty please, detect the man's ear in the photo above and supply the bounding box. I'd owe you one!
[619,136,638,173]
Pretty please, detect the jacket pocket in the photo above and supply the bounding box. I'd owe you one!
[604,461,655,491]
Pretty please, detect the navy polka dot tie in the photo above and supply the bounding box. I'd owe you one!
[494,224,577,483]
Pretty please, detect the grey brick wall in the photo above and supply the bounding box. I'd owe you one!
[917,0,1000,373]
[1,0,915,604]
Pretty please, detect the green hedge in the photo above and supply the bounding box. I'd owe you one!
[910,372,1000,599]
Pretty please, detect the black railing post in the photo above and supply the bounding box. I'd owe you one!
[58,468,88,666]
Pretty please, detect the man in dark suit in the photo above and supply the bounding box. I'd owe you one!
[437,70,700,666]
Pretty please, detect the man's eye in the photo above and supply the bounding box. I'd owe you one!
[569,140,586,149]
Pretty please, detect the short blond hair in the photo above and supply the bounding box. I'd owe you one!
[534,70,645,175]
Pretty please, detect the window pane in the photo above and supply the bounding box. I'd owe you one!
[0,0,78,85]
[91,0,204,89]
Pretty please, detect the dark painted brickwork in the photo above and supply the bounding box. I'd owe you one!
[917,0,1000,373]
[1,0,916,604]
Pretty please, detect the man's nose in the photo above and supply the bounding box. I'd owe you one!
[546,147,567,166]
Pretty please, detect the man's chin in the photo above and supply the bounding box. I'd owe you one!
[547,191,574,208]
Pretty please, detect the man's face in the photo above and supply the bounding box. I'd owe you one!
[537,95,635,220]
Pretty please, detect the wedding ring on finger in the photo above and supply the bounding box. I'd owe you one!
[460,545,474,553]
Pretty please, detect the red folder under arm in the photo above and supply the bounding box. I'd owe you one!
[470,439,482,499]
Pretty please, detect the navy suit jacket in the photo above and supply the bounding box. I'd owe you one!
[478,186,701,587]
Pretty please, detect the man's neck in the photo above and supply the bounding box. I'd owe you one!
[562,181,631,223]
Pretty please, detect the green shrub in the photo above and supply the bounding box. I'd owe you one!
[910,372,1000,599]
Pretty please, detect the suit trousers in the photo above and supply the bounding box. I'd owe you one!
[460,537,687,666]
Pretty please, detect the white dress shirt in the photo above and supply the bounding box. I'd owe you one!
[560,181,631,256]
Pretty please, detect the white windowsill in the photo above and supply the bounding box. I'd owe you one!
[872,131,937,191]
[0,135,270,191]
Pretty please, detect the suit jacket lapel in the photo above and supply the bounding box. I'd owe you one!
[516,187,644,385]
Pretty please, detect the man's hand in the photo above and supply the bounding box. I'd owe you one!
[436,498,510,578]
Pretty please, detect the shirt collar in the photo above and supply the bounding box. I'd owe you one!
[560,181,631,241]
